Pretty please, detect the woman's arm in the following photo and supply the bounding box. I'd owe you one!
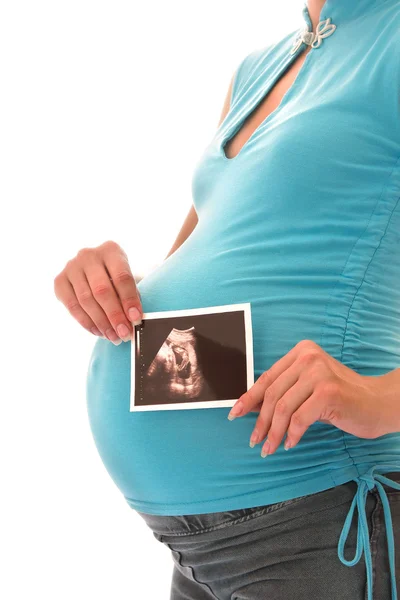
[164,203,199,259]
[164,73,235,260]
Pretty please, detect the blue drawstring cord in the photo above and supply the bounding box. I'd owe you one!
[338,465,400,600]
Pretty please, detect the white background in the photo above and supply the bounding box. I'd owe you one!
[1,2,303,598]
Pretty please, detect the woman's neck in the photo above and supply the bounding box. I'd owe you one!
[306,0,327,31]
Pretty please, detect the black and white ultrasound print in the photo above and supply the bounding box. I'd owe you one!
[130,303,254,411]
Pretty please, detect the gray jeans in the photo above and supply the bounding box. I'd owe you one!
[137,471,400,600]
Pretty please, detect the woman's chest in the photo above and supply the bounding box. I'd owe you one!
[194,40,400,212]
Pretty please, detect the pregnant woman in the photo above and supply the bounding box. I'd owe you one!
[54,0,400,598]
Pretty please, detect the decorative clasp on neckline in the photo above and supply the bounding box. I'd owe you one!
[290,17,337,55]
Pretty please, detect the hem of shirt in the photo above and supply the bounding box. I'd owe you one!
[123,465,374,516]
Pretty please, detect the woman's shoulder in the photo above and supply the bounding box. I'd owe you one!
[230,28,301,105]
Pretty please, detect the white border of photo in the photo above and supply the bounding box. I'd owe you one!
[130,302,254,411]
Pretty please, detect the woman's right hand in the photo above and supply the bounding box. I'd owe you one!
[53,240,143,345]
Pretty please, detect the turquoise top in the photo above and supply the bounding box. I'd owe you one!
[86,1,400,598]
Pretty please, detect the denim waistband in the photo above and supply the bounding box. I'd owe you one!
[136,468,400,600]
[136,476,362,537]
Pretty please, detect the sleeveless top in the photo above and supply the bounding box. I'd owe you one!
[86,1,400,597]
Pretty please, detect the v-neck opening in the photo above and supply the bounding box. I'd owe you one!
[219,42,313,162]
[217,0,339,162]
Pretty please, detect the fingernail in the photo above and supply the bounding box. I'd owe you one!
[91,327,102,336]
[128,307,142,326]
[261,440,270,458]
[249,429,259,448]
[106,328,122,346]
[227,400,243,420]
[117,323,131,342]
[284,438,292,451]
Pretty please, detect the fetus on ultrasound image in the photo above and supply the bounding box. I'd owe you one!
[145,326,207,401]
[133,308,250,408]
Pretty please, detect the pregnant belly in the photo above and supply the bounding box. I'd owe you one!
[86,332,266,508]
[86,332,366,515]
[85,237,346,512]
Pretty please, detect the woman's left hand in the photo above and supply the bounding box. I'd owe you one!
[227,339,391,457]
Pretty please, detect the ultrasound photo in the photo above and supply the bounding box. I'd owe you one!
[130,302,254,411]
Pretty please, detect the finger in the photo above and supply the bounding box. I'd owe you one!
[272,390,324,454]
[251,360,302,443]
[229,345,299,419]
[67,264,121,344]
[54,273,106,338]
[259,377,314,457]
[83,255,134,343]
[104,250,142,325]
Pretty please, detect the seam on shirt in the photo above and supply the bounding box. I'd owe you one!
[318,197,377,355]
[127,469,352,513]
[319,152,400,364]
[126,475,335,511]
[328,430,361,487]
[128,480,309,508]
[340,190,400,364]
